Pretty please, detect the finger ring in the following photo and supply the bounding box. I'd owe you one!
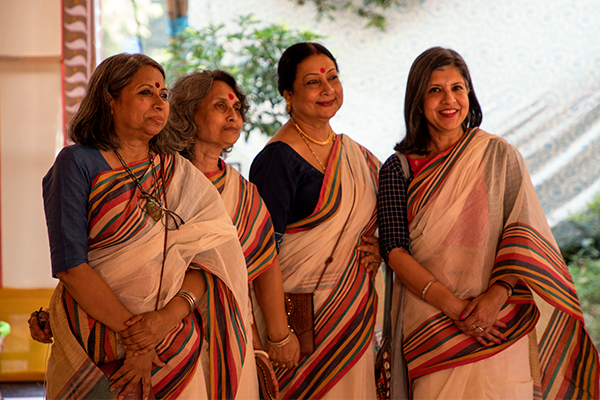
[475,326,484,333]
[470,324,477,330]
[273,362,279,367]
[281,363,286,368]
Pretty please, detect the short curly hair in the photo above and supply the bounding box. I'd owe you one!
[165,70,248,161]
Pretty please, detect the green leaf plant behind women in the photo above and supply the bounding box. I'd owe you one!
[164,14,322,140]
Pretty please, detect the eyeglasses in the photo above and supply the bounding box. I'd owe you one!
[137,191,185,231]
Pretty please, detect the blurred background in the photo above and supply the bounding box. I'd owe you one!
[1,0,599,391]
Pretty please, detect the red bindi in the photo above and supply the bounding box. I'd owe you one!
[155,82,160,88]
[320,68,326,73]
[228,93,234,100]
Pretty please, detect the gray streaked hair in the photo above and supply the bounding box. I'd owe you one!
[165,70,248,161]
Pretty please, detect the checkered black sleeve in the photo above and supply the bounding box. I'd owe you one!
[378,154,411,262]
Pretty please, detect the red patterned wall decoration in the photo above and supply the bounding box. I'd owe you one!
[62,0,95,141]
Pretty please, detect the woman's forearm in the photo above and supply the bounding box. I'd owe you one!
[57,262,134,332]
[253,260,290,341]
[387,248,465,319]
[160,269,207,328]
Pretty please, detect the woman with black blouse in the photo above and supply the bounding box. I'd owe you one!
[250,42,382,399]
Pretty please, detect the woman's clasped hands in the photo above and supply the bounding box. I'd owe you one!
[452,285,511,347]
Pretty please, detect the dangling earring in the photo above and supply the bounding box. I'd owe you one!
[286,101,291,114]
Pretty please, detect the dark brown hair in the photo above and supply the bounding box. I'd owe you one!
[68,53,176,154]
[164,69,248,161]
[395,47,483,155]
[277,42,339,96]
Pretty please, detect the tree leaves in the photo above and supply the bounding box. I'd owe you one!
[164,14,322,139]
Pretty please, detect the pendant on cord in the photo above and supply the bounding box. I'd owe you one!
[141,193,163,221]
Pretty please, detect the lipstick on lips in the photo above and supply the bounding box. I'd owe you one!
[439,109,459,118]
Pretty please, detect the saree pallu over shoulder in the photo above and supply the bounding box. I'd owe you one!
[275,135,380,399]
[403,129,599,399]
[46,153,249,400]
[207,162,277,282]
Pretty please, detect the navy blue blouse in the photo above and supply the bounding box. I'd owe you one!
[42,145,111,276]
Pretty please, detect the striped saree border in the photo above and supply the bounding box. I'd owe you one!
[277,220,378,399]
[286,135,343,233]
[493,222,599,399]
[404,285,539,390]
[206,163,277,282]
[407,128,479,224]
[275,137,380,399]
[201,271,247,400]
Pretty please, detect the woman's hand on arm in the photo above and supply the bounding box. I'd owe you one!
[120,269,208,355]
[357,236,382,275]
[253,260,300,368]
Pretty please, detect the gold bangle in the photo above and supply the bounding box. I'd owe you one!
[175,290,197,313]
[421,278,437,301]
[267,326,293,348]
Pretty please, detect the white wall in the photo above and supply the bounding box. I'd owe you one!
[189,0,600,226]
[0,0,63,288]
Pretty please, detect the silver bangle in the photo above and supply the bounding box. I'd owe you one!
[421,278,437,301]
[267,326,293,348]
[175,290,197,313]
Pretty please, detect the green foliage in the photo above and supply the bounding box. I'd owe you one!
[292,0,405,31]
[563,192,600,349]
[162,15,322,139]
[567,245,600,349]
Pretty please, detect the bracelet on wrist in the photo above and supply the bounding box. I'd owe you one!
[421,278,437,301]
[493,280,513,298]
[175,290,197,313]
[267,326,293,348]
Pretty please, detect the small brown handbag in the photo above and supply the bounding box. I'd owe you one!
[284,292,315,356]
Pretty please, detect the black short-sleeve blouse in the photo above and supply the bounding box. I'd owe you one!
[249,141,323,245]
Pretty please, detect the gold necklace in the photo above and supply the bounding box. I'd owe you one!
[290,117,334,145]
[296,129,326,172]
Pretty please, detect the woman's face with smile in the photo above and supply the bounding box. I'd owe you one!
[285,53,343,123]
[422,65,470,139]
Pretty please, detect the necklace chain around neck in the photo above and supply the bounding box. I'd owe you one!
[114,149,164,221]
[290,117,334,145]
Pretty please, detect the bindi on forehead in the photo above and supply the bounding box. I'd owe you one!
[228,93,234,100]
[155,82,160,88]
[320,68,326,73]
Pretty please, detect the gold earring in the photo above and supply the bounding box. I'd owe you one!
[286,101,291,114]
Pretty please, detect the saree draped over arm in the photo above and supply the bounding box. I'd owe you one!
[402,128,599,399]
[262,135,380,399]
[205,161,277,282]
[45,151,249,400]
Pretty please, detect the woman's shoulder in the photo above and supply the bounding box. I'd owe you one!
[381,153,405,174]
[252,140,313,173]
[56,143,102,162]
[48,144,108,178]
[476,129,521,156]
